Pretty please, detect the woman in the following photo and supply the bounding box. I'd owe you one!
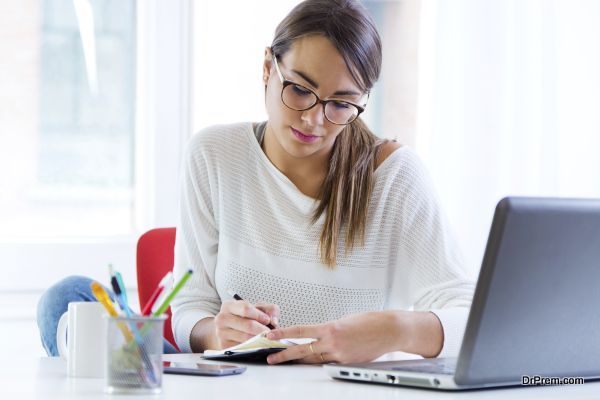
[37,0,473,363]
[170,0,474,365]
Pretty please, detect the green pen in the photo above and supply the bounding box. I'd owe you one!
[152,269,193,316]
[128,269,194,349]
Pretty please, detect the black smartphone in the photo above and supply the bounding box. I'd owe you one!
[163,362,246,377]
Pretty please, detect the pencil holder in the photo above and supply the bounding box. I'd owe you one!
[105,315,166,394]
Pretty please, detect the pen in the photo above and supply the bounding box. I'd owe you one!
[152,269,193,316]
[90,282,134,342]
[109,272,126,314]
[128,269,193,346]
[115,271,128,310]
[116,271,159,384]
[108,263,128,314]
[226,289,275,330]
[150,290,167,315]
[149,273,174,315]
[108,265,135,315]
[142,272,172,316]
[109,269,136,320]
[96,277,158,385]
[107,264,120,312]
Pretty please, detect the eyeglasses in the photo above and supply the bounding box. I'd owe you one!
[272,54,367,125]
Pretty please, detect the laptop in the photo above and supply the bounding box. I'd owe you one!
[325,196,600,390]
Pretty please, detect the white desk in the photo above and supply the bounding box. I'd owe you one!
[1,354,599,399]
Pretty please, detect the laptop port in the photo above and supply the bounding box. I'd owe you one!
[340,371,349,377]
[387,375,396,384]
[353,373,361,377]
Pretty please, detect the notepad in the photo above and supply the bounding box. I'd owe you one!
[202,331,314,362]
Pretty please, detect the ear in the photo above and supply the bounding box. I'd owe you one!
[263,47,273,84]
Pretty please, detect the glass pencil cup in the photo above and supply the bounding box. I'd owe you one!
[105,314,166,394]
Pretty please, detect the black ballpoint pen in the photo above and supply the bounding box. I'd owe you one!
[227,289,276,330]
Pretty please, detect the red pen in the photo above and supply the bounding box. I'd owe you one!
[142,272,173,316]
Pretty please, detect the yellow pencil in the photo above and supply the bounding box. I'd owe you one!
[91,281,134,342]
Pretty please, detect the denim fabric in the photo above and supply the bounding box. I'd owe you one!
[37,275,179,356]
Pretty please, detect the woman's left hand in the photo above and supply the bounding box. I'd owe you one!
[264,311,406,365]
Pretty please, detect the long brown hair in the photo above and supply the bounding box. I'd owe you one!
[271,0,385,268]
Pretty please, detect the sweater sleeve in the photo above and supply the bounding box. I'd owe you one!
[171,134,222,353]
[389,150,475,358]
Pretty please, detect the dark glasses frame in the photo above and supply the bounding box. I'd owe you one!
[272,52,368,125]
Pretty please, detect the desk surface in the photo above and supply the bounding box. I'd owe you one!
[1,354,599,400]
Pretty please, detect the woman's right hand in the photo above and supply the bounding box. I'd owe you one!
[213,299,280,349]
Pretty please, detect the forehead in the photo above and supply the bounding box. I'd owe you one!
[280,35,363,96]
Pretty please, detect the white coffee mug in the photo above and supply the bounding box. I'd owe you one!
[56,301,108,378]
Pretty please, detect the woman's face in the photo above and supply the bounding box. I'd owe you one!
[263,35,365,160]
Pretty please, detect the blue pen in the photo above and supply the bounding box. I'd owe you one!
[109,266,158,384]
[115,271,129,310]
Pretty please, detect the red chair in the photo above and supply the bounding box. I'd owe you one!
[136,227,178,350]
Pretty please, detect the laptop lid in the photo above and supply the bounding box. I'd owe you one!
[455,196,600,385]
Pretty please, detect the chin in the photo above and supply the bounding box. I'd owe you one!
[282,140,318,159]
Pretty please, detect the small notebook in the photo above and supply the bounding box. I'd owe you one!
[202,331,314,362]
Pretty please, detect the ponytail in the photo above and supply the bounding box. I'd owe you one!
[312,117,387,268]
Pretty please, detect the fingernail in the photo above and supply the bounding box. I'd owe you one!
[272,317,279,326]
[267,356,274,364]
[266,332,275,339]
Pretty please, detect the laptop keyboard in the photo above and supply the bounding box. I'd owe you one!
[391,358,457,375]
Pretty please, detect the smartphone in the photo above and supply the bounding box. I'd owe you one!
[164,362,246,377]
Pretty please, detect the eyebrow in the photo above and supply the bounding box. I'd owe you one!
[291,69,362,97]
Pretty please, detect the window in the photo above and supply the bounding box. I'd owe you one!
[0,0,189,289]
[0,0,136,238]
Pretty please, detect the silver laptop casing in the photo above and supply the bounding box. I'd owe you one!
[325,197,600,390]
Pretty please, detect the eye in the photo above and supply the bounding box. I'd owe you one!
[291,84,312,96]
[331,100,350,110]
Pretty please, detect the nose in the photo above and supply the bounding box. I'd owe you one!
[300,102,325,127]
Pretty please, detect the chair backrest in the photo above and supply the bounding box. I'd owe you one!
[136,227,178,349]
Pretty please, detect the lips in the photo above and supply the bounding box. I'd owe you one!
[291,127,318,138]
[291,127,320,144]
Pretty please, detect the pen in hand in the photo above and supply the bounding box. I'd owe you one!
[226,289,276,330]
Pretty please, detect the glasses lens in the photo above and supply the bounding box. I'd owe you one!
[281,83,361,125]
[282,84,317,111]
[324,101,360,125]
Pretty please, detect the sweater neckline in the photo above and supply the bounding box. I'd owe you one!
[246,123,320,206]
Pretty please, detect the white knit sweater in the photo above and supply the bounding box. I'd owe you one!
[171,122,474,356]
